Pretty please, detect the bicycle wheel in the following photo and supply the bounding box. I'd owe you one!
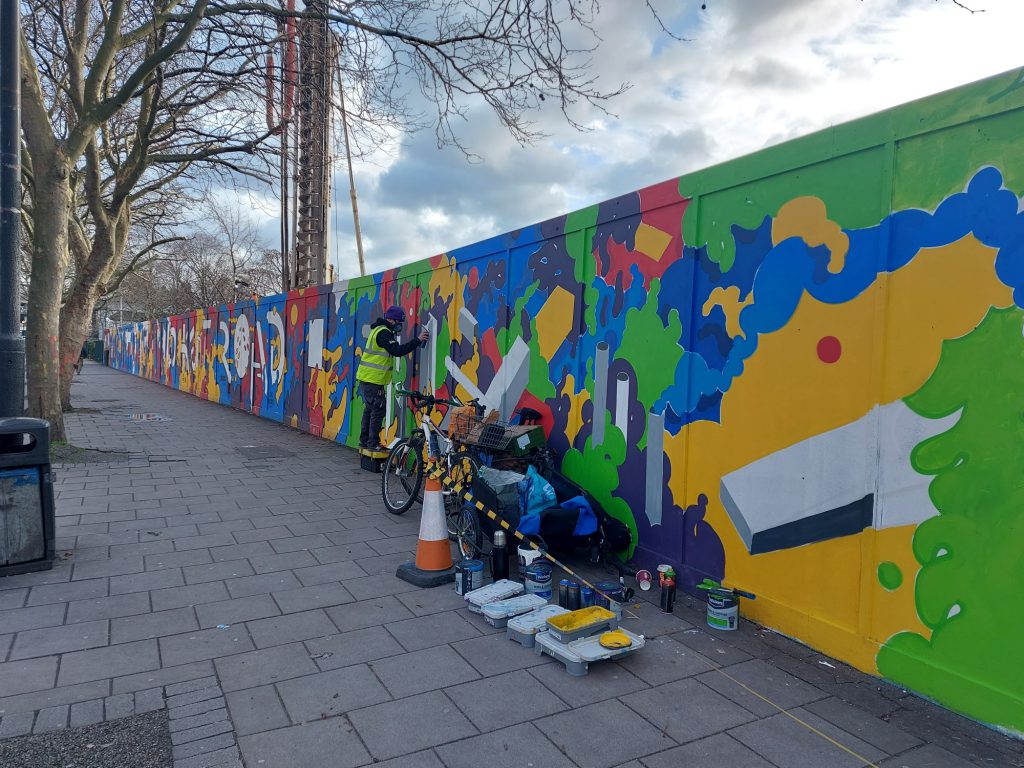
[382,439,424,515]
[452,506,484,558]
[444,451,481,554]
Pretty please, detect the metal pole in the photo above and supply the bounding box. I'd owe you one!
[335,60,365,277]
[0,0,26,416]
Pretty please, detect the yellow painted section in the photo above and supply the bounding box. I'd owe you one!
[670,234,1014,672]
[634,222,673,261]
[773,196,849,274]
[702,286,754,339]
[535,286,576,361]
[560,374,589,446]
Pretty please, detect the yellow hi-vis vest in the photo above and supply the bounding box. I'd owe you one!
[356,325,393,385]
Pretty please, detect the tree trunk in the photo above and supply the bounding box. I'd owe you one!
[25,163,72,441]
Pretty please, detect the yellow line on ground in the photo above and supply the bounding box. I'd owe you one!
[425,463,879,766]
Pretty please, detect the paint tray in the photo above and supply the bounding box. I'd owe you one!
[507,605,570,648]
[481,594,549,628]
[544,606,617,643]
[535,627,646,676]
[464,579,524,614]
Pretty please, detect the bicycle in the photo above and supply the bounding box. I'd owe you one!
[381,389,485,557]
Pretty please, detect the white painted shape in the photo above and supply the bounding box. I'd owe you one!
[614,374,629,441]
[219,321,232,383]
[445,356,486,402]
[459,307,478,344]
[307,318,325,370]
[485,336,531,419]
[720,401,957,547]
[233,314,251,377]
[268,309,285,386]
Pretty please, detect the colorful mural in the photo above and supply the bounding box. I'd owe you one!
[106,68,1024,734]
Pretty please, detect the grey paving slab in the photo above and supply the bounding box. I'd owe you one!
[109,568,184,595]
[673,627,755,667]
[621,677,757,744]
[32,704,69,733]
[878,743,982,767]
[436,722,577,768]
[361,751,446,768]
[804,696,923,755]
[0,603,68,633]
[65,591,151,624]
[536,698,673,768]
[528,656,648,707]
[58,639,161,685]
[113,661,215,693]
[348,690,478,761]
[182,559,255,585]
[271,582,354,614]
[277,664,391,723]
[325,594,415,633]
[215,643,319,692]
[159,626,254,666]
[195,594,280,629]
[385,609,482,652]
[69,698,105,727]
[9,619,109,660]
[150,581,230,612]
[0,680,110,717]
[232,525,293,543]
[394,585,468,616]
[72,556,145,580]
[641,732,775,768]
[729,711,886,768]
[614,633,716,685]
[307,621,404,668]
[0,711,35,738]
[224,571,302,598]
[451,630,554,676]
[238,716,371,768]
[111,606,199,643]
[0,588,27,610]
[370,645,481,698]
[224,685,290,736]
[697,658,828,716]
[25,581,110,610]
[245,609,337,648]
[445,669,567,731]
[270,533,334,552]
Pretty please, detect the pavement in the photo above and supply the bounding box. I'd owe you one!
[0,362,1021,768]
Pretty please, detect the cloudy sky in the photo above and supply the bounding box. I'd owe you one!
[233,0,1024,280]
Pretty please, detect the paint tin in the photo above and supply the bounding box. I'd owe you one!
[566,581,581,610]
[518,541,545,576]
[524,562,553,599]
[558,579,571,608]
[580,586,595,608]
[706,590,739,631]
[594,581,624,608]
[455,559,485,596]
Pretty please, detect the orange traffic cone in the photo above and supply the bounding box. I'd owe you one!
[396,468,456,587]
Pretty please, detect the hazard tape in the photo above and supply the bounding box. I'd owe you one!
[426,462,622,605]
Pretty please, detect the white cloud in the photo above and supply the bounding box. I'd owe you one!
[314,0,1024,279]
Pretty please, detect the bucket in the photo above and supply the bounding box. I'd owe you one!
[455,559,485,595]
[706,589,739,631]
[523,562,553,599]
[517,541,545,574]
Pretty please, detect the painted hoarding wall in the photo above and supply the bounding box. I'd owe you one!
[106,68,1024,733]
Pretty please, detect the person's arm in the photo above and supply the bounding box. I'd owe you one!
[377,327,423,357]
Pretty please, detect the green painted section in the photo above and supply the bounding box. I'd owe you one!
[616,278,683,416]
[877,307,1024,732]
[561,412,637,559]
[877,562,903,591]
[683,148,886,270]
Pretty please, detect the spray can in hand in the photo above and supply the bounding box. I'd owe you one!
[659,567,677,613]
[491,530,509,582]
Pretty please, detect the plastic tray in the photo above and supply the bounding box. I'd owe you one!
[481,594,549,628]
[545,606,617,643]
[464,579,524,614]
[506,605,570,648]
[534,627,646,676]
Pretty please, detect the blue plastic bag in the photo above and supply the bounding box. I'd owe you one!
[517,465,557,519]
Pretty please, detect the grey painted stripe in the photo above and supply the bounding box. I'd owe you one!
[593,342,609,446]
[645,410,665,526]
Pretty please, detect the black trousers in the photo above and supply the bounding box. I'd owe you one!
[359,382,387,447]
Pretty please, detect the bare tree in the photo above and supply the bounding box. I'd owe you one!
[20,0,679,439]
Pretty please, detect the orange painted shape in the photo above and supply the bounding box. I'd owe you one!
[535,286,575,362]
[633,222,673,261]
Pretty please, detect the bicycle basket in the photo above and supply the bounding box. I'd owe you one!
[450,411,515,451]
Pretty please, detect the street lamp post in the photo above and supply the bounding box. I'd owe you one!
[0,0,26,417]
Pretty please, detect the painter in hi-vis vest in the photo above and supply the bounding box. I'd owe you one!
[356,306,429,450]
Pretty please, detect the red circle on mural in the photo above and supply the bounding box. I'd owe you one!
[817,336,842,363]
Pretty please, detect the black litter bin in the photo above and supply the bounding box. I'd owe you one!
[0,418,56,577]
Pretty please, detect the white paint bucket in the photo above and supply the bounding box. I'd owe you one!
[706,591,739,631]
